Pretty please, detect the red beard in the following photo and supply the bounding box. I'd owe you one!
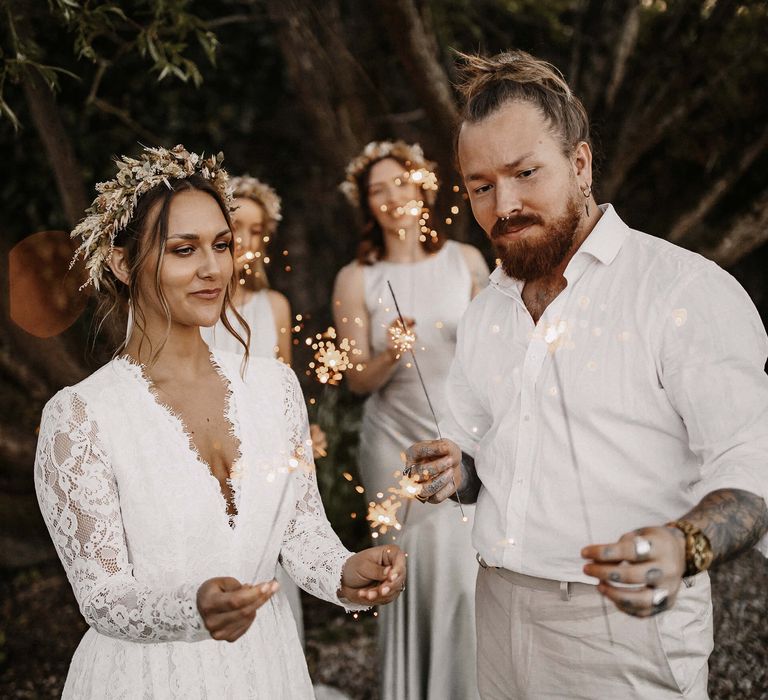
[491,195,582,281]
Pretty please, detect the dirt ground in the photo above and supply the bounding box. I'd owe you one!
[1,550,766,699]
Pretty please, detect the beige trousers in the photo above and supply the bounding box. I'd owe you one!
[475,564,713,699]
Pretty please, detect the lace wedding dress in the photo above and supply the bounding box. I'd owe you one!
[200,289,306,645]
[34,351,363,698]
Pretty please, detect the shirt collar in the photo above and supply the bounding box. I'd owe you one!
[489,204,628,297]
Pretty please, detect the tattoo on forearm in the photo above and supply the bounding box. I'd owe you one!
[450,452,482,505]
[683,489,768,566]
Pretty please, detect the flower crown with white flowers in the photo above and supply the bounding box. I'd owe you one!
[339,140,438,207]
[229,175,282,232]
[70,144,232,290]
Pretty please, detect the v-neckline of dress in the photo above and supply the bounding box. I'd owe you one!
[115,350,245,530]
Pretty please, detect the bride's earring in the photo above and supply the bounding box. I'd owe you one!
[581,184,592,216]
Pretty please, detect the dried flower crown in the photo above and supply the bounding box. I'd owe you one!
[229,175,282,232]
[339,140,438,206]
[70,144,232,290]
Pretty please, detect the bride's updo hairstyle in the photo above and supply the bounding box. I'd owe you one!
[70,145,249,363]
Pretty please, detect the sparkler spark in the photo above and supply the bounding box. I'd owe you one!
[308,327,360,385]
[405,167,438,192]
[388,322,416,357]
[367,496,402,537]
[388,472,423,500]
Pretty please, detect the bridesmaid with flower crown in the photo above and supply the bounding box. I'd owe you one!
[34,144,406,699]
[333,141,489,700]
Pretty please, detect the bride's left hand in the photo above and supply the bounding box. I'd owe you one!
[339,545,406,605]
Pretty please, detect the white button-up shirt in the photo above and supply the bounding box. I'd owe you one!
[444,205,768,582]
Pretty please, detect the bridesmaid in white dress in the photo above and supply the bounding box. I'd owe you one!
[201,176,291,362]
[35,145,406,699]
[199,176,309,642]
[334,141,489,700]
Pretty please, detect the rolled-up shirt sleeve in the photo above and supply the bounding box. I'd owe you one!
[659,262,768,555]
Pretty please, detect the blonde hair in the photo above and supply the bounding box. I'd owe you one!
[455,50,591,156]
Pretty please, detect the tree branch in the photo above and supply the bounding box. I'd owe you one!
[668,125,768,243]
[702,187,768,268]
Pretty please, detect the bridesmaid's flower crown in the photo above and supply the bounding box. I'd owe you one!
[340,140,438,207]
[229,175,282,232]
[70,144,232,290]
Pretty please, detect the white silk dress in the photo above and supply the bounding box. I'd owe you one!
[356,241,480,700]
[34,351,363,699]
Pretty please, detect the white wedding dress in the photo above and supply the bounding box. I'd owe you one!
[200,289,306,643]
[34,350,363,699]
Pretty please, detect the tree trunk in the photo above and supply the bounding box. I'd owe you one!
[373,0,470,240]
[12,0,88,228]
[373,0,458,167]
[266,0,374,173]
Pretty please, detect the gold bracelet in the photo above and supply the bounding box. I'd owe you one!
[666,519,714,578]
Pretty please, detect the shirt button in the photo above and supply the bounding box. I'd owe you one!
[507,538,516,546]
[523,414,531,422]
[516,478,523,485]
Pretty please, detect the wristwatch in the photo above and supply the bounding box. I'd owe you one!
[666,519,714,578]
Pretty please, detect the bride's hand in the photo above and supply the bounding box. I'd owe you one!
[339,545,406,605]
[197,577,279,642]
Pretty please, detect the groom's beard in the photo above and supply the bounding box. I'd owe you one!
[491,195,582,281]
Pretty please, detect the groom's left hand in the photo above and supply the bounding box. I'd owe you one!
[339,544,407,605]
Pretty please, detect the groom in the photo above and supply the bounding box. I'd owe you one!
[407,50,768,698]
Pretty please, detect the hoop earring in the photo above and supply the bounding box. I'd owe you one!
[581,184,592,216]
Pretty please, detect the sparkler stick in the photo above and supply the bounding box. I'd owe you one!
[386,280,467,520]
[548,334,614,645]
[250,463,296,585]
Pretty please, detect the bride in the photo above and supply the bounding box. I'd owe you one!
[34,145,406,699]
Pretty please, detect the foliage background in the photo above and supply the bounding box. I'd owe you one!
[1,1,767,697]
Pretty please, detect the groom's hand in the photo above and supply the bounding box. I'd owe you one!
[405,438,462,503]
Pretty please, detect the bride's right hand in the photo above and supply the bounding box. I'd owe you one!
[197,577,279,642]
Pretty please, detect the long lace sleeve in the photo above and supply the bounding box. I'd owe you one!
[277,366,367,611]
[34,389,209,643]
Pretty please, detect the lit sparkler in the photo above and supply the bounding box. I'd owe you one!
[394,199,425,218]
[250,454,310,584]
[405,167,438,192]
[388,472,423,500]
[386,470,424,535]
[388,322,416,358]
[367,496,402,538]
[307,327,359,385]
[545,320,614,645]
[387,281,467,521]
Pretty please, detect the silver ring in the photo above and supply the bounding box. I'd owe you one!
[652,588,668,606]
[633,536,652,561]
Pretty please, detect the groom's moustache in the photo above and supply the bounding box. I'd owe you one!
[490,214,543,240]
